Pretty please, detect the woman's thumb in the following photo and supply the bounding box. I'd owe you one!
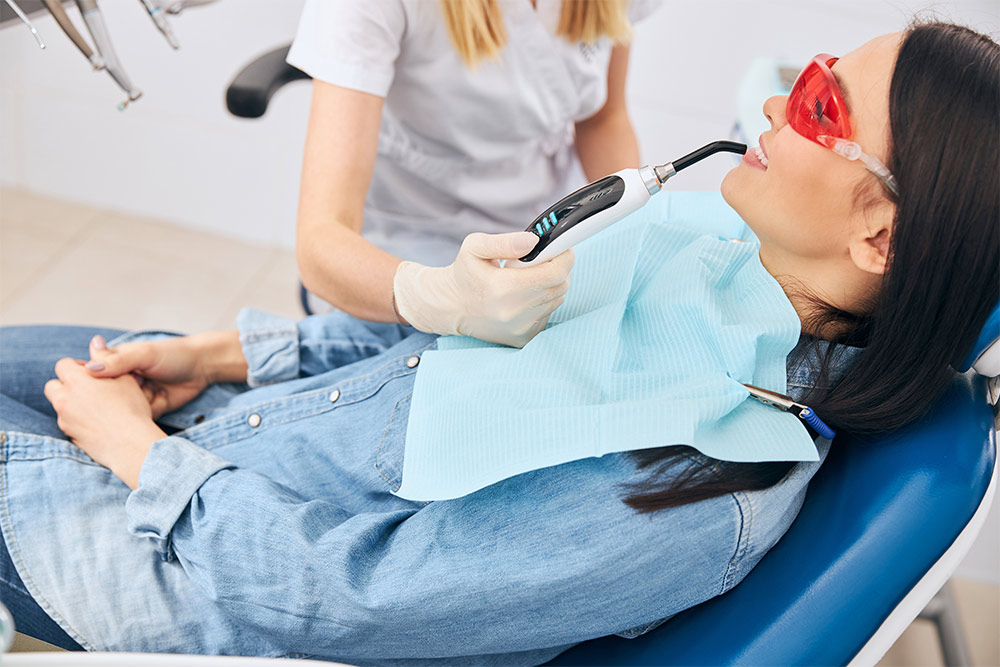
[85,338,132,376]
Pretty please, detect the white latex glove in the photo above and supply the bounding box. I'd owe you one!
[393,231,574,348]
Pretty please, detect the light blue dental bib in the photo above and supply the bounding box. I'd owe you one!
[399,193,816,501]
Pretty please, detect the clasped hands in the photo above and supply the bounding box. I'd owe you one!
[43,333,224,489]
[44,232,572,486]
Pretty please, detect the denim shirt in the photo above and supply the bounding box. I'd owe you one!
[0,310,855,666]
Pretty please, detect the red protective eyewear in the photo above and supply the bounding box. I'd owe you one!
[786,55,898,196]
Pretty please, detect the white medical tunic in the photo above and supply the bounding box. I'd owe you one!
[288,0,659,266]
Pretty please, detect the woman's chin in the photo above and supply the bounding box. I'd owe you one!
[720,168,760,235]
[720,167,741,208]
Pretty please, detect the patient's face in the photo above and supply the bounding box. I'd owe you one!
[720,33,899,286]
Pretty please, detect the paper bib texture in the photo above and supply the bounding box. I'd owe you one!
[398,192,814,501]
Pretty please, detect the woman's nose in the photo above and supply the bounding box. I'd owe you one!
[762,95,788,131]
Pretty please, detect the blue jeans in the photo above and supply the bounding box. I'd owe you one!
[0,325,125,651]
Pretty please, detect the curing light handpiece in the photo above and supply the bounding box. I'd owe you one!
[515,140,747,266]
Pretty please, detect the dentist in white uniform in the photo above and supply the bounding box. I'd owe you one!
[289,0,658,347]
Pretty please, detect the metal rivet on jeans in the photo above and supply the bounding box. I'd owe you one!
[247,413,262,428]
[406,356,420,369]
[329,389,341,403]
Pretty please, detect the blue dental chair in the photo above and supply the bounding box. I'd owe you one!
[547,306,999,667]
[224,54,999,666]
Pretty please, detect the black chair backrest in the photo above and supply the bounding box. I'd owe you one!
[226,44,311,119]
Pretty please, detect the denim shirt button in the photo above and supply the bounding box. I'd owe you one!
[328,389,341,403]
[247,413,262,428]
[193,415,206,425]
[406,356,420,369]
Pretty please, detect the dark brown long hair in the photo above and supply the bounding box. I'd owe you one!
[625,22,1000,513]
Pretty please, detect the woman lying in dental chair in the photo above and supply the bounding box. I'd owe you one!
[0,22,997,666]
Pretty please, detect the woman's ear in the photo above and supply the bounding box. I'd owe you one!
[848,207,893,275]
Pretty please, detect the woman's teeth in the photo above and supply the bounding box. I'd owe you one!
[755,146,769,168]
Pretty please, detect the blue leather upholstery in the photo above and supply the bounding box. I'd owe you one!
[547,373,995,666]
[960,303,1000,371]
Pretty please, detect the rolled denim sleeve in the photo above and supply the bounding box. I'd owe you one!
[236,309,301,387]
[237,307,416,387]
[124,436,235,562]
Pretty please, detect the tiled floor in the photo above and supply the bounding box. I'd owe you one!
[1,187,998,665]
[0,188,302,333]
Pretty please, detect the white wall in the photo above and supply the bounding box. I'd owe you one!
[0,0,310,247]
[1,0,998,582]
[3,1,1000,239]
[629,0,1000,189]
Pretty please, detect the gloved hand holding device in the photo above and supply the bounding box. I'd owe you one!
[393,231,574,348]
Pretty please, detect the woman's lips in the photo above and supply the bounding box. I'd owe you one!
[742,145,768,171]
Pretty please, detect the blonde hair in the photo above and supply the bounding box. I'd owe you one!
[440,0,633,67]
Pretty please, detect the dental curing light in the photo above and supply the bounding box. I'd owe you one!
[515,140,746,266]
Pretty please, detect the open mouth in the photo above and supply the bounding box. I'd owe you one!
[742,145,769,171]
[753,146,769,168]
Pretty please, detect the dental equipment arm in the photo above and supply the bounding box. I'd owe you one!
[42,0,102,69]
[138,0,178,49]
[75,0,142,108]
[4,0,45,48]
[516,141,747,266]
[163,0,214,15]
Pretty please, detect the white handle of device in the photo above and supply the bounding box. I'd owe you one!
[512,167,656,267]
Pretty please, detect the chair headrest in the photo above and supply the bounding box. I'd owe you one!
[959,302,1000,376]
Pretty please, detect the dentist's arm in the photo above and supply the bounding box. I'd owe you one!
[296,80,401,323]
[298,80,574,347]
[574,45,641,181]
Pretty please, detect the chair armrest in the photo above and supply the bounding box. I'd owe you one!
[225,44,311,118]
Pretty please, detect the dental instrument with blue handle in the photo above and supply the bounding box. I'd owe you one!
[515,140,748,266]
[742,384,837,439]
[163,0,216,15]
[75,0,142,109]
[138,0,179,49]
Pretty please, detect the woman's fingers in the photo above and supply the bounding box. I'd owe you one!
[149,388,170,419]
[85,340,155,378]
[42,378,62,404]
[136,375,156,403]
[53,357,87,381]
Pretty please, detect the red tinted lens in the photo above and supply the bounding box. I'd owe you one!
[786,56,852,144]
